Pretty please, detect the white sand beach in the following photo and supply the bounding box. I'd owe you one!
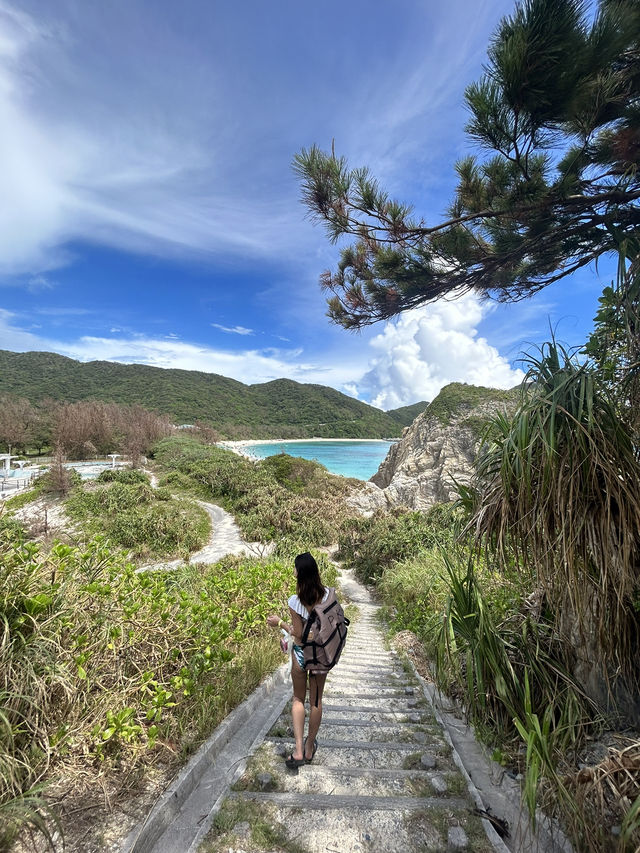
[218,438,392,461]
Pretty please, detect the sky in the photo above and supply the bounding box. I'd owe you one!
[0,0,612,410]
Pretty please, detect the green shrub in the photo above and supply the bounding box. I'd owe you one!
[337,504,457,583]
[260,453,328,494]
[152,436,356,547]
[65,479,210,559]
[0,535,297,847]
[159,470,200,492]
[0,515,25,542]
[96,468,148,485]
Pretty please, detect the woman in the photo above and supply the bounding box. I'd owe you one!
[267,551,329,768]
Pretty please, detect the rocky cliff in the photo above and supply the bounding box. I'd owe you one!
[357,383,520,512]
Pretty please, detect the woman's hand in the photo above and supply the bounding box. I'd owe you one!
[266,614,281,628]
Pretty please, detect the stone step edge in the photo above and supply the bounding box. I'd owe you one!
[321,704,421,714]
[266,737,434,752]
[330,671,405,681]
[233,790,468,812]
[322,684,413,702]
[334,664,399,672]
[272,765,452,781]
[299,716,421,729]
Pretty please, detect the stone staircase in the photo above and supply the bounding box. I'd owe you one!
[200,570,500,853]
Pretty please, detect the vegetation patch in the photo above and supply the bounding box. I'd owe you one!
[65,475,210,560]
[202,797,308,853]
[337,503,456,585]
[0,534,299,851]
[231,744,284,793]
[412,383,518,428]
[152,436,359,548]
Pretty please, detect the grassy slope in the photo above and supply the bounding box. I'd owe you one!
[423,382,520,425]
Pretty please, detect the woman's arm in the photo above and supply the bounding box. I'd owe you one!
[266,609,304,644]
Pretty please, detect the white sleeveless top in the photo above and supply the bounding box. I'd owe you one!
[288,589,329,619]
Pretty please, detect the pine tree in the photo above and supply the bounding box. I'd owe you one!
[294,0,640,329]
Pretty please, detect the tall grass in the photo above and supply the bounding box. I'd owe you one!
[0,529,309,849]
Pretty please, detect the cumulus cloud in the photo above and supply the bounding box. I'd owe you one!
[358,294,525,410]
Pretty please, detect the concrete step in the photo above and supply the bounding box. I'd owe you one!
[283,768,459,798]
[265,738,449,769]
[317,706,422,722]
[229,793,486,853]
[270,717,432,744]
[334,664,404,676]
[330,672,405,685]
[315,722,441,745]
[321,696,424,711]
[235,789,467,811]
[243,759,464,798]
[324,684,410,697]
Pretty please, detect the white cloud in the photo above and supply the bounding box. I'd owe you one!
[211,323,254,336]
[358,293,525,410]
[342,383,360,400]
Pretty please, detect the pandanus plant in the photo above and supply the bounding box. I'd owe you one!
[469,340,640,711]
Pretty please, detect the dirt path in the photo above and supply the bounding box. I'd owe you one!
[139,500,273,572]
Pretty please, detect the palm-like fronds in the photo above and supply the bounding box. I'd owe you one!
[471,341,640,685]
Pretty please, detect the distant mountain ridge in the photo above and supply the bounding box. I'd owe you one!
[385,400,429,426]
[0,350,409,439]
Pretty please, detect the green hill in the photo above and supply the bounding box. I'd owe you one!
[386,401,429,427]
[0,350,402,439]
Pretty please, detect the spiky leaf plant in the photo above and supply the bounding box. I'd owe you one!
[470,340,640,705]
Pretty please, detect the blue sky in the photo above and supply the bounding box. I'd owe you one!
[0,0,611,409]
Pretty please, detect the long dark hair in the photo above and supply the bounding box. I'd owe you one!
[295,552,325,610]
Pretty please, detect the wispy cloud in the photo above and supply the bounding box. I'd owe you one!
[34,306,92,316]
[27,275,55,292]
[0,0,514,283]
[211,323,254,336]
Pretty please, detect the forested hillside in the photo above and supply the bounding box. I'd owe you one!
[385,400,429,427]
[0,350,403,439]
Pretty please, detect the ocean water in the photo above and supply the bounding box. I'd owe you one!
[246,440,395,481]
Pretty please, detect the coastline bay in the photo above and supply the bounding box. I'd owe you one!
[222,439,395,481]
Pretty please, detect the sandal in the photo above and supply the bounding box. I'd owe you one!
[303,737,318,763]
[285,753,305,768]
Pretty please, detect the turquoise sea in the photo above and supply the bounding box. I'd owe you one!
[246,440,395,481]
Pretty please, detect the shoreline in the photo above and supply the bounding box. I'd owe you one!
[218,437,396,463]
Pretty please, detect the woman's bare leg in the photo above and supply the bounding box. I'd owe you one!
[305,673,327,758]
[290,658,308,760]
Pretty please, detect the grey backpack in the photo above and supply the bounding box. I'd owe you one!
[301,588,349,675]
